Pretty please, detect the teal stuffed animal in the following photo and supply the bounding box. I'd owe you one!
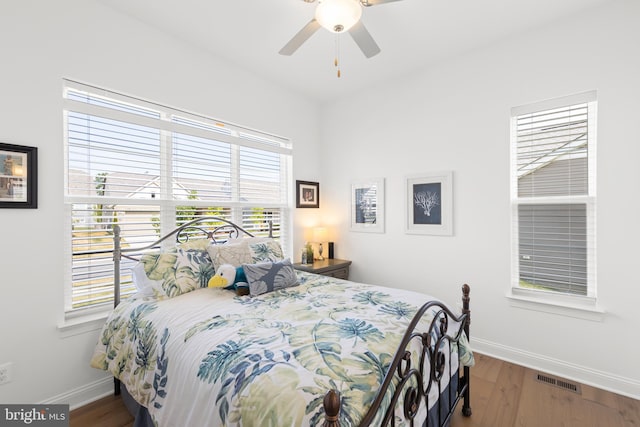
[207,264,249,295]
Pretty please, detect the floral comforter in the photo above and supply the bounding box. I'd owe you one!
[91,272,474,427]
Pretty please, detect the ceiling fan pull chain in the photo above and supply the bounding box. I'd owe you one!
[335,34,341,78]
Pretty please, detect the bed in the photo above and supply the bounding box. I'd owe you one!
[90,218,474,426]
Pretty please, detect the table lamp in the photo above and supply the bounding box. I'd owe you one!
[313,227,328,261]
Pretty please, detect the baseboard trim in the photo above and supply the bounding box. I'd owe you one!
[472,337,640,400]
[40,376,113,411]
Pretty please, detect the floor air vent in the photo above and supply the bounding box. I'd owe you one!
[535,373,582,394]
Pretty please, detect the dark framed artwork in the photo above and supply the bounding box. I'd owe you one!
[405,171,452,235]
[0,143,38,209]
[296,180,319,208]
[350,178,385,233]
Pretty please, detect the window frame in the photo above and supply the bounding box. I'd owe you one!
[62,79,292,317]
[508,91,601,318]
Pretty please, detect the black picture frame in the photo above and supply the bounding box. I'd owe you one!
[0,143,38,209]
[296,180,319,208]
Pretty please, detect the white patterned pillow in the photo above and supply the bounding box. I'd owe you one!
[249,240,284,263]
[207,241,253,270]
[173,247,215,293]
[207,238,284,269]
[135,247,214,298]
[177,238,211,251]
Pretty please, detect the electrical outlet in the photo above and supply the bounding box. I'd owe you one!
[0,362,13,385]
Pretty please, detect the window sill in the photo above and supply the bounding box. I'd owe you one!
[506,288,605,322]
[57,309,110,338]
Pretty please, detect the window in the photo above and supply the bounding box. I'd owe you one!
[63,80,292,313]
[510,91,596,298]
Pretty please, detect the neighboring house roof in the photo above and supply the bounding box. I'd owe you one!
[69,170,280,203]
[517,116,588,179]
[518,157,587,197]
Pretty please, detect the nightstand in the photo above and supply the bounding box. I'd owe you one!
[293,259,352,280]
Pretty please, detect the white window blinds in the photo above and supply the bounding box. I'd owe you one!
[511,91,596,297]
[63,80,292,312]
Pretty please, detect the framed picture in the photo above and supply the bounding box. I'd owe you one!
[350,178,385,233]
[0,143,38,209]
[405,171,452,235]
[296,180,319,208]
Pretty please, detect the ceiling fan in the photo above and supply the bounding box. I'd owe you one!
[279,0,404,59]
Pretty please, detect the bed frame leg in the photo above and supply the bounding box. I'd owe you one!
[322,389,341,427]
[462,365,472,416]
[461,284,472,417]
[114,378,121,396]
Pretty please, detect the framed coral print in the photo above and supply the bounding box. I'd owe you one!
[0,143,38,209]
[296,180,319,208]
[405,171,452,235]
[350,178,385,233]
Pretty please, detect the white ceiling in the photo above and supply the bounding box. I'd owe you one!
[98,0,613,104]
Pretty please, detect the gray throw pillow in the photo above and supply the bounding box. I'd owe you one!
[243,258,298,296]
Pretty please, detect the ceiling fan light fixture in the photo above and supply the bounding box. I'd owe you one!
[315,0,362,33]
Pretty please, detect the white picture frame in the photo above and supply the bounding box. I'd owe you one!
[405,171,453,236]
[350,178,385,233]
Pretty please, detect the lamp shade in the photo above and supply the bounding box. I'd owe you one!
[315,0,362,33]
[313,227,328,243]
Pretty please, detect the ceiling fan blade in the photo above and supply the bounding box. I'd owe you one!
[348,21,381,58]
[279,19,322,56]
[360,0,404,6]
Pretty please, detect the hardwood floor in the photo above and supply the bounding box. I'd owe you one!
[70,353,639,427]
[70,394,133,427]
[452,354,639,427]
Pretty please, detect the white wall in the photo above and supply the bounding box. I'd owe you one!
[319,0,640,398]
[0,0,319,406]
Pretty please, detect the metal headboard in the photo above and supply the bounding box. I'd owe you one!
[111,217,271,307]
